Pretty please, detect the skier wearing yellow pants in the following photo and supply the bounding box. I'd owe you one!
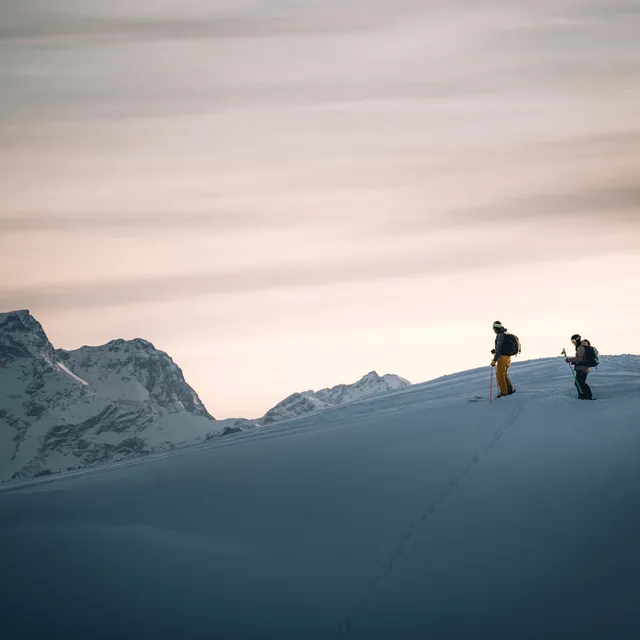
[491,321,517,398]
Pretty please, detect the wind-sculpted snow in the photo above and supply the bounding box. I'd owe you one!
[1,355,639,639]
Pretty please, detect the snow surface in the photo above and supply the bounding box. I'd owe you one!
[1,356,639,639]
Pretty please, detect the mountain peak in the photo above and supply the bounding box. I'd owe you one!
[0,309,54,364]
[261,370,411,424]
[57,337,213,420]
[0,308,41,332]
[86,337,158,353]
[0,308,30,320]
[354,371,410,389]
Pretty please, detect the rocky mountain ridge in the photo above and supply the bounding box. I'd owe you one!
[261,371,411,424]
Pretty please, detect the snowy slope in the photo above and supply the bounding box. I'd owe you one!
[0,310,217,481]
[262,370,411,424]
[1,355,639,639]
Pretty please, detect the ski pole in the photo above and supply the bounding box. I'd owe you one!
[489,363,493,403]
[561,348,583,395]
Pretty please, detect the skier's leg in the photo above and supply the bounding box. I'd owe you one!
[575,371,587,399]
[504,357,514,394]
[580,372,593,399]
[496,357,509,396]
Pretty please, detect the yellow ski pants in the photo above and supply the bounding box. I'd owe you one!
[495,355,513,396]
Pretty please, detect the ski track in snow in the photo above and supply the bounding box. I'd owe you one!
[337,400,527,637]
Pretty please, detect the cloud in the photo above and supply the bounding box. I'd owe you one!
[1,0,638,314]
[0,1,425,43]
[3,0,629,45]
[0,212,309,234]
[567,1,640,20]
[5,177,637,238]
[496,185,640,219]
[537,130,640,156]
[471,181,640,222]
[3,0,639,123]
[1,225,637,312]
[386,181,640,236]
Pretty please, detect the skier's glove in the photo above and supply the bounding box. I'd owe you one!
[565,358,571,364]
[491,349,496,354]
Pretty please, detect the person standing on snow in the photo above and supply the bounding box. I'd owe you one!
[565,334,594,400]
[491,321,519,398]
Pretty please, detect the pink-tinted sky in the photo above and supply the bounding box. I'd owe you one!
[1,0,639,417]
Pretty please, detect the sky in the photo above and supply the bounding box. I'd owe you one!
[1,0,639,418]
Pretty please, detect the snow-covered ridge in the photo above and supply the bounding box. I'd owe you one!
[57,338,213,417]
[261,370,411,424]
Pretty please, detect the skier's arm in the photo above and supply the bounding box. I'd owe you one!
[493,334,504,360]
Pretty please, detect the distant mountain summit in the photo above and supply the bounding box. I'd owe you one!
[0,309,215,482]
[261,371,411,424]
[0,309,54,364]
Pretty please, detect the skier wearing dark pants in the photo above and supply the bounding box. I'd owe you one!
[566,334,593,400]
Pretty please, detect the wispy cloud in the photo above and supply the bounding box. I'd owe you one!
[0,0,426,43]
[5,0,634,44]
[389,181,640,232]
[3,0,638,120]
[2,224,637,312]
[0,212,309,233]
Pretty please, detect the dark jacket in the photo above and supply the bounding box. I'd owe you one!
[494,330,507,360]
[568,339,591,373]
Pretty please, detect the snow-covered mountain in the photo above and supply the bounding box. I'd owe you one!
[0,310,218,482]
[1,356,638,639]
[0,311,410,482]
[261,371,411,424]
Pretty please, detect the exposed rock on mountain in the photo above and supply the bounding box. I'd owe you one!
[0,310,215,482]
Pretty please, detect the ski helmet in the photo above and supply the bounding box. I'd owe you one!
[571,334,581,343]
[493,321,505,333]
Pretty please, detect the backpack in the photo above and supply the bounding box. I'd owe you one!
[584,344,599,367]
[501,333,521,357]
